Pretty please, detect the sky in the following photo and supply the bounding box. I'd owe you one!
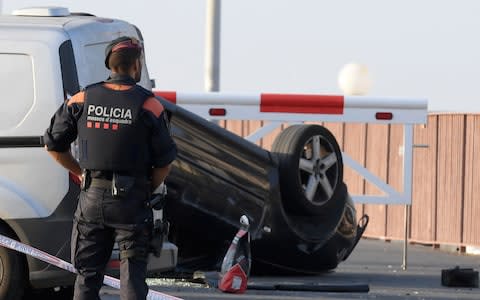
[2,0,480,112]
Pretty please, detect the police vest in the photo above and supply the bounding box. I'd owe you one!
[77,83,153,174]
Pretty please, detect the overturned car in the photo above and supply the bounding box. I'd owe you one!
[156,93,369,274]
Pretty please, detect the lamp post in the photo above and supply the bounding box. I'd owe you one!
[205,0,221,92]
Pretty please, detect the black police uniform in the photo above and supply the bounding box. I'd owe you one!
[44,74,177,300]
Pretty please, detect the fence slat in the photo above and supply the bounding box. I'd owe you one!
[463,115,480,246]
[386,124,406,239]
[363,124,389,237]
[343,123,368,220]
[435,115,465,244]
[410,116,438,243]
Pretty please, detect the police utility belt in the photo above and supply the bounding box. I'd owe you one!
[81,170,146,198]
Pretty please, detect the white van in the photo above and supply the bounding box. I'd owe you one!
[0,7,177,299]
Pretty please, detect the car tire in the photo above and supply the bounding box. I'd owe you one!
[272,124,343,215]
[0,225,27,300]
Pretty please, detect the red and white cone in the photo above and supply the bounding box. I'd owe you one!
[218,215,251,294]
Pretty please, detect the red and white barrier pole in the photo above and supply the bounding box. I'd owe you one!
[154,91,427,124]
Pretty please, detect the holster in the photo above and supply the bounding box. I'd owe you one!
[149,219,169,257]
[111,173,135,198]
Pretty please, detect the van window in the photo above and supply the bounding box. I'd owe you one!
[84,43,110,84]
[0,54,34,130]
[59,40,80,96]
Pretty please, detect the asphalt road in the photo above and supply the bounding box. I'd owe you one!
[91,239,479,299]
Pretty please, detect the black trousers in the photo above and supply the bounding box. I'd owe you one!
[71,185,153,300]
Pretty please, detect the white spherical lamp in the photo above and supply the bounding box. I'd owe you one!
[338,63,372,95]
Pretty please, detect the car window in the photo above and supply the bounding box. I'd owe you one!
[59,40,80,97]
[0,54,34,130]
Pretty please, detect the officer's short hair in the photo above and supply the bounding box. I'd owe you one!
[104,36,143,72]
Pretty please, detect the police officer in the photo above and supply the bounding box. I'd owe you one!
[43,36,177,300]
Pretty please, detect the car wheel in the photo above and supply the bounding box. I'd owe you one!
[0,225,27,300]
[272,124,343,215]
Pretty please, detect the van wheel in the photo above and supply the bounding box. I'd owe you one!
[0,225,27,300]
[272,125,343,215]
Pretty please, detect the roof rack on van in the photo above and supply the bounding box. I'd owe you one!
[70,12,96,17]
[12,7,70,17]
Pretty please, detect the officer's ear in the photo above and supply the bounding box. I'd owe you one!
[133,58,142,82]
[128,58,137,73]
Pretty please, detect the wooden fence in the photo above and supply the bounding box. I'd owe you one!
[222,113,480,249]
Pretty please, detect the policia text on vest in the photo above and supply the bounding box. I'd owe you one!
[86,104,133,125]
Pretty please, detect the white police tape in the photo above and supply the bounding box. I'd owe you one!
[0,233,183,300]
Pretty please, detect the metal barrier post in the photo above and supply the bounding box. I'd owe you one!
[401,124,414,270]
[402,204,410,270]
